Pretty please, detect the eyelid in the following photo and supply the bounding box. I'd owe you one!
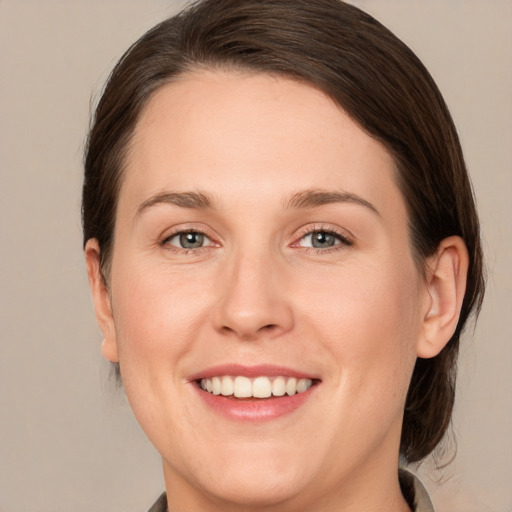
[159,225,220,252]
[291,224,354,249]
[165,231,213,247]
[157,223,353,254]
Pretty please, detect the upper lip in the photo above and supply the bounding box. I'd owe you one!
[187,364,320,382]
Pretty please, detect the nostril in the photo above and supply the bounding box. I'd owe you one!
[220,323,278,341]
[214,295,294,339]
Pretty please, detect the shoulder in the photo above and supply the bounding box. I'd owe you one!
[147,492,167,512]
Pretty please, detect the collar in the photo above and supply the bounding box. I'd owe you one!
[399,468,435,512]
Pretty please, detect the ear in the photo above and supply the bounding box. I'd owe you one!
[85,239,119,363]
[417,236,469,359]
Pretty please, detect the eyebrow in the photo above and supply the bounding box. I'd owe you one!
[284,189,380,216]
[135,187,380,217]
[136,191,215,217]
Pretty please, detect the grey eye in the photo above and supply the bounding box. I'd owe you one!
[166,231,211,249]
[312,231,337,248]
[301,230,340,249]
[179,232,205,248]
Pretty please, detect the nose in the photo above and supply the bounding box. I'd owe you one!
[213,249,294,341]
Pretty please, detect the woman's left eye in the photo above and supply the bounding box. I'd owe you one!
[163,231,213,250]
[296,230,351,250]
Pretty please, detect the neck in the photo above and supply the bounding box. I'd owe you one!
[163,457,412,512]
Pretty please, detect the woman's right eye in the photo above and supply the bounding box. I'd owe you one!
[163,231,214,250]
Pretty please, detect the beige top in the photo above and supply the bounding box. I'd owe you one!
[147,470,435,512]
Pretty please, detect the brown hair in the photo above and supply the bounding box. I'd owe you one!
[82,0,485,463]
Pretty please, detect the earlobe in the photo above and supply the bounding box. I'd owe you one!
[101,337,119,363]
[417,236,469,359]
[85,239,119,363]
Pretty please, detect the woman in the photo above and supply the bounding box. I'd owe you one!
[82,1,485,511]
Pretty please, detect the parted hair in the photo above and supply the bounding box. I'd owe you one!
[83,0,485,463]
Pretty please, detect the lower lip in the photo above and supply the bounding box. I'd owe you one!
[194,384,318,422]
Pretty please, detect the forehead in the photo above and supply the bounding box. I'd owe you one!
[121,70,404,222]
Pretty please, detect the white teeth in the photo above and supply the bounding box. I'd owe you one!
[272,376,286,397]
[234,376,252,398]
[221,375,234,396]
[286,377,297,396]
[252,376,272,398]
[199,375,313,398]
[297,378,309,393]
[212,376,221,395]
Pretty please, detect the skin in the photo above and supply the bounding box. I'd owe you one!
[86,70,468,512]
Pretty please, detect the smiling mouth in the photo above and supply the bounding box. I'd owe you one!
[198,375,315,399]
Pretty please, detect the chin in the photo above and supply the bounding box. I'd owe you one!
[198,466,309,509]
[164,439,322,509]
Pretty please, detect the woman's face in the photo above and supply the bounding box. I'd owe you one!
[98,71,431,509]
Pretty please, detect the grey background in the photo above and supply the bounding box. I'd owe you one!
[0,1,511,511]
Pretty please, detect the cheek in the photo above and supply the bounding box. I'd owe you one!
[109,267,210,436]
[112,269,206,363]
[298,260,422,393]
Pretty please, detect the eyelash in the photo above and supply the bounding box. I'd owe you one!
[159,225,354,255]
[160,228,216,255]
[292,225,354,254]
